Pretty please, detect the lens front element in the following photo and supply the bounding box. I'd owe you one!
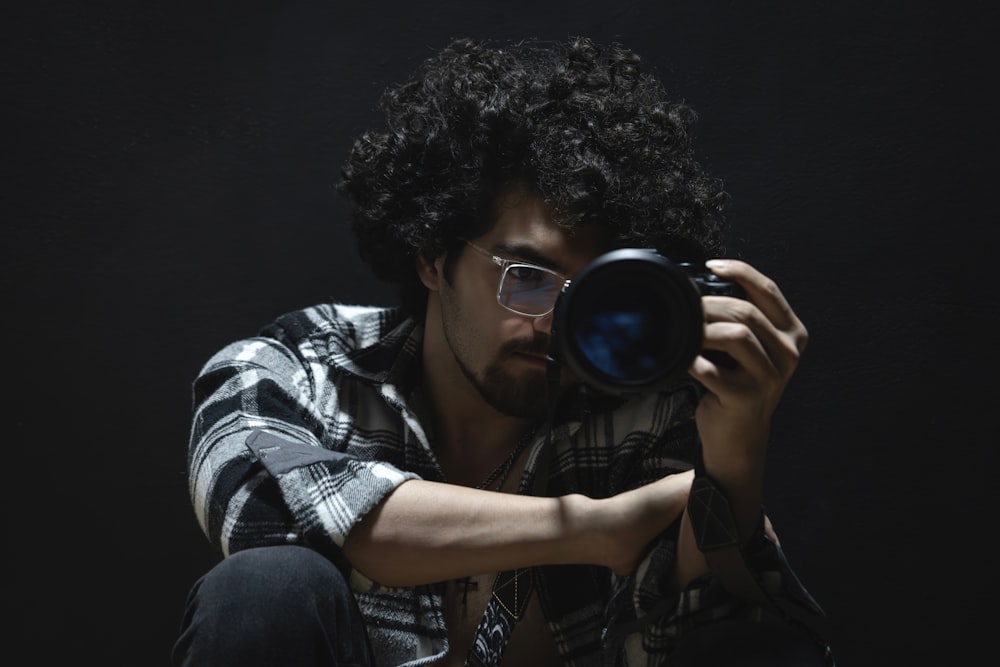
[551,249,704,396]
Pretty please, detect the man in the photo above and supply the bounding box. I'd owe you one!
[173,37,832,666]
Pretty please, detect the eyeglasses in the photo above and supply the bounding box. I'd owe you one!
[463,240,570,317]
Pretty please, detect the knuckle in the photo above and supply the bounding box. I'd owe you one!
[727,323,755,345]
[795,322,809,352]
[760,277,781,300]
[728,299,756,323]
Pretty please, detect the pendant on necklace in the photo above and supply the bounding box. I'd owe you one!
[454,576,478,617]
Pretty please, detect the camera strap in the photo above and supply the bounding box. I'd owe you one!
[688,457,832,654]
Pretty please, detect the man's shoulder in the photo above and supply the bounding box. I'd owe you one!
[263,303,420,378]
[266,303,408,347]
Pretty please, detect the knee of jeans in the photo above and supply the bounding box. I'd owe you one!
[200,545,350,606]
[175,546,370,666]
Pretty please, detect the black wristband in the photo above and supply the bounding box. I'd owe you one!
[686,454,833,655]
[688,471,741,552]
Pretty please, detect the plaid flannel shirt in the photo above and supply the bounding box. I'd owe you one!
[187,303,827,666]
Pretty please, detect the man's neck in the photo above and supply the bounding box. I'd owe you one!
[417,340,536,487]
[420,368,534,473]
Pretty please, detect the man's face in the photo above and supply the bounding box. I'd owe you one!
[434,192,611,419]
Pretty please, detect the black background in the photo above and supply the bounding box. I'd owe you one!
[7,1,998,664]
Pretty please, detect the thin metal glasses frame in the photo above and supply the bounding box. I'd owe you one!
[462,240,570,317]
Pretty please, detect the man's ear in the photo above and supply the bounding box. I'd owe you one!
[416,251,446,291]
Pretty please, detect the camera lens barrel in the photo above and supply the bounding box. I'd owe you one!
[550,249,741,397]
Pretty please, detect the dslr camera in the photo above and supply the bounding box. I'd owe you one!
[549,248,745,397]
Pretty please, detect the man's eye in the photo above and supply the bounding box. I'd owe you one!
[507,266,546,283]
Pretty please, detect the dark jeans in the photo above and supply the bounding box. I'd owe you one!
[173,546,831,667]
[172,545,373,667]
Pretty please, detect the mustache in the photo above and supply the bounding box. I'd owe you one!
[499,334,551,358]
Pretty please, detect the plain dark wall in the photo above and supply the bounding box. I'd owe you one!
[7,1,997,664]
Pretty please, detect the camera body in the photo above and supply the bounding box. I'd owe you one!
[549,248,744,397]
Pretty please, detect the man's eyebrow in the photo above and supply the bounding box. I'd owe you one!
[492,243,567,274]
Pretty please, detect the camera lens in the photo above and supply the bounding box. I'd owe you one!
[551,249,704,396]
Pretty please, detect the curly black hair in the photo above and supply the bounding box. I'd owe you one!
[337,37,728,318]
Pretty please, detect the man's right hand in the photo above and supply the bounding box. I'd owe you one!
[594,469,694,576]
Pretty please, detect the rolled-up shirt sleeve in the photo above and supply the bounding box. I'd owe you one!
[186,307,421,561]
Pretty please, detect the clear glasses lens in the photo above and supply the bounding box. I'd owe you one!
[499,264,565,315]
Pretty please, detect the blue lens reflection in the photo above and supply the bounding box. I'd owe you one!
[573,308,666,380]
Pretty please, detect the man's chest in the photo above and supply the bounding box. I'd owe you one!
[440,572,562,667]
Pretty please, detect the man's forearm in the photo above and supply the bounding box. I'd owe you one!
[342,479,595,586]
[343,471,693,587]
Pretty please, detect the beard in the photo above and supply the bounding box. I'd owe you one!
[437,270,560,419]
[454,336,553,420]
